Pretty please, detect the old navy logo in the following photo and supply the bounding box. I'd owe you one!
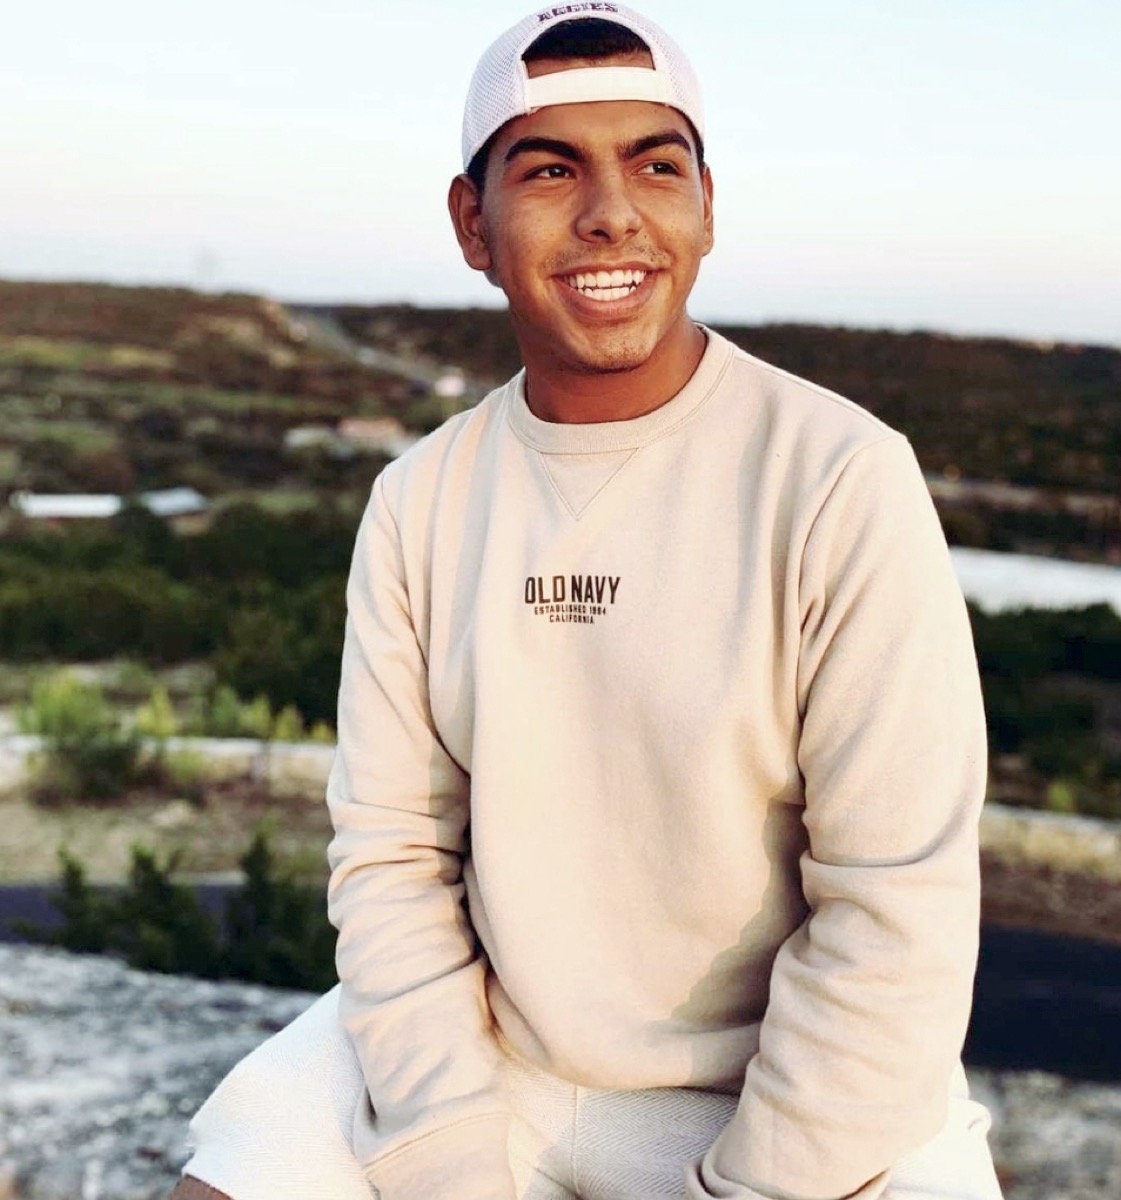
[524,574,620,605]
[538,3,619,22]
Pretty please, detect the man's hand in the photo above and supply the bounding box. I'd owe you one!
[168,1177,232,1200]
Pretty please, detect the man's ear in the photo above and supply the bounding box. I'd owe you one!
[448,174,493,273]
[701,164,715,257]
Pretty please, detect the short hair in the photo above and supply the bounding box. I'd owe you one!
[465,17,705,193]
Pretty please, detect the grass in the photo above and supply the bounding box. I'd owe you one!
[0,336,101,371]
[104,344,176,371]
[214,487,323,516]
[0,337,172,374]
[8,419,118,453]
[135,381,311,413]
[0,659,215,711]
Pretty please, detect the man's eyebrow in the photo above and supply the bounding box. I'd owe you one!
[502,130,695,167]
[622,130,695,160]
[504,136,585,165]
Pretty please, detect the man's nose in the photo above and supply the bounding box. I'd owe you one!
[574,170,642,242]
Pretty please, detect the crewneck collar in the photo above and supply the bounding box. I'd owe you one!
[505,326,734,454]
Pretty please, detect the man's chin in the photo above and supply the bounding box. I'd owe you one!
[568,350,651,376]
[560,329,661,376]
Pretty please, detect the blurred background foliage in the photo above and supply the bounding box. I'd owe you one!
[1,504,350,725]
[2,281,1121,988]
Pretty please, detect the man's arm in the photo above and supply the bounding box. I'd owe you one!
[689,437,987,1200]
[325,472,516,1200]
[168,1179,230,1200]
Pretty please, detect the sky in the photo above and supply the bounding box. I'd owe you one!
[2,0,1118,347]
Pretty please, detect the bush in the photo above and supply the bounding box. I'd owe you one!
[271,704,305,742]
[19,672,141,801]
[223,831,337,991]
[30,834,337,990]
[183,683,327,742]
[112,847,223,976]
[162,748,210,806]
[187,684,292,740]
[211,580,344,728]
[134,684,179,741]
[49,850,112,954]
[0,564,212,663]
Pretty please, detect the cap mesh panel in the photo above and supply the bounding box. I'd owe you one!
[461,5,704,169]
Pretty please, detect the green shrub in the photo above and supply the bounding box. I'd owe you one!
[193,682,246,737]
[49,849,113,954]
[222,831,337,991]
[29,833,336,990]
[308,720,336,745]
[1044,780,1078,815]
[162,748,210,806]
[19,671,141,801]
[188,684,280,739]
[184,684,324,742]
[238,694,275,740]
[271,704,305,742]
[134,683,179,741]
[111,847,223,976]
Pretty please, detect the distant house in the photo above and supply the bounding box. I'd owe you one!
[284,424,338,451]
[337,417,420,459]
[10,487,209,523]
[139,488,209,519]
[433,370,466,401]
[10,493,123,520]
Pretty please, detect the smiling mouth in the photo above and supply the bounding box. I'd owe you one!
[562,268,648,302]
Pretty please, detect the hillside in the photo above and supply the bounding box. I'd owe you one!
[0,281,420,509]
[324,302,1121,487]
[325,302,1121,563]
[1,281,1118,559]
[0,282,1119,844]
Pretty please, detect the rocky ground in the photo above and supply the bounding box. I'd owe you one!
[1,944,1119,1200]
[3,772,1120,1198]
[0,945,311,1200]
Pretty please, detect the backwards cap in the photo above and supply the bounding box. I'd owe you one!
[461,4,704,170]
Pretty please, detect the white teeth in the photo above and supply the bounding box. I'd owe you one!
[564,269,648,299]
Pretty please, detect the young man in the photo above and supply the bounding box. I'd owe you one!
[173,7,1002,1199]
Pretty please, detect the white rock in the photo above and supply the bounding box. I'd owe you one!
[1,945,1118,1199]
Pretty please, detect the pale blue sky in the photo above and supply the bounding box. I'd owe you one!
[2,1,1118,346]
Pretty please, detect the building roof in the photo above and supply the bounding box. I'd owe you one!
[139,487,209,518]
[10,493,122,519]
[10,487,209,520]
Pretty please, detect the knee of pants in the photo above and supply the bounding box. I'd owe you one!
[184,987,373,1200]
[186,988,367,1166]
[197,988,362,1123]
[886,1093,1001,1199]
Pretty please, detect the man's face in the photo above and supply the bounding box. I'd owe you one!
[449,51,714,380]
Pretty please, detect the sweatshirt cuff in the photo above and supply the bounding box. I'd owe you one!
[364,1112,516,1200]
[685,1156,888,1200]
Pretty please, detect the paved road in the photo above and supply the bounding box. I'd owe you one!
[290,307,491,405]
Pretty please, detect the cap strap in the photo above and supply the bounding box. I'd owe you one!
[523,65,675,111]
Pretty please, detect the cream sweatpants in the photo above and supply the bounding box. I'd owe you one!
[183,987,1003,1200]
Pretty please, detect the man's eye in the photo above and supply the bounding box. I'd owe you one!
[528,164,571,180]
[641,160,680,175]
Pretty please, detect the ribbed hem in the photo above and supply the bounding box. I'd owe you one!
[504,326,734,454]
[685,1159,888,1200]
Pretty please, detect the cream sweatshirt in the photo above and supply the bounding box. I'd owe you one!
[325,328,987,1200]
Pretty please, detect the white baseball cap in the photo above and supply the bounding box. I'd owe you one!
[461,4,705,170]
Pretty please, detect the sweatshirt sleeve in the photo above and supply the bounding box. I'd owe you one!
[325,473,516,1200]
[688,436,987,1200]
